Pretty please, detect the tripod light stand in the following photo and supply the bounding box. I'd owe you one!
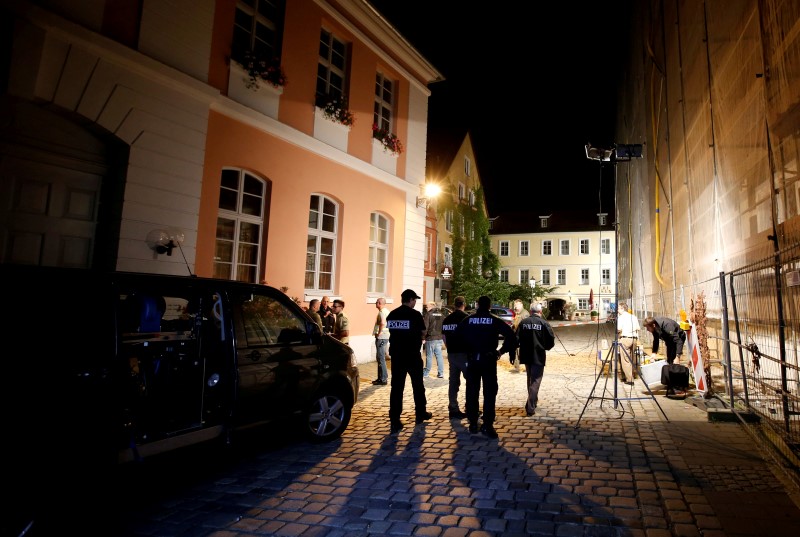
[575,143,665,427]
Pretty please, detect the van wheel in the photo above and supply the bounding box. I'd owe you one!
[304,391,351,442]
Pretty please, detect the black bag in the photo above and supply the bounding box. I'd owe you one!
[661,363,690,388]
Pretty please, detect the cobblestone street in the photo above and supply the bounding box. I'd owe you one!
[107,322,800,536]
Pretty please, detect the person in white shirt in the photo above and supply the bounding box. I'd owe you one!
[616,302,640,384]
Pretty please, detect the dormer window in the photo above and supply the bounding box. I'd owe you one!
[540,215,551,228]
[598,213,608,225]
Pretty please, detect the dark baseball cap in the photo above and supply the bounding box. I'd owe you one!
[401,289,421,301]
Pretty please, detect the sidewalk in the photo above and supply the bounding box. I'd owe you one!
[112,324,800,536]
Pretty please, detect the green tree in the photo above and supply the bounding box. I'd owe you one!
[443,185,515,306]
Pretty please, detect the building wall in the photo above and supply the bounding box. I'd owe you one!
[491,229,616,315]
[0,0,442,364]
[616,0,800,317]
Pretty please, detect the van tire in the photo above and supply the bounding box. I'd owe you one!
[304,390,352,442]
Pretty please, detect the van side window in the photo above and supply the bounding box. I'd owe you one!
[234,293,306,346]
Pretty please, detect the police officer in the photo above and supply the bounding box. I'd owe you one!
[386,289,432,433]
[441,295,470,419]
[455,295,517,439]
[515,303,555,416]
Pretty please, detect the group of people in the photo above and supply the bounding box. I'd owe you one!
[309,292,689,437]
[306,296,349,343]
[382,291,555,439]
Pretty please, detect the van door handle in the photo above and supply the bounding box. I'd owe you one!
[248,350,261,362]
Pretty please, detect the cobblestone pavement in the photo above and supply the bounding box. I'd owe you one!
[99,323,800,536]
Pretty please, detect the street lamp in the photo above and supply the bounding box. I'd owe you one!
[529,277,536,308]
[416,182,442,208]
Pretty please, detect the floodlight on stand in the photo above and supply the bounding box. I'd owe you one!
[614,143,643,161]
[585,143,613,161]
[416,182,442,208]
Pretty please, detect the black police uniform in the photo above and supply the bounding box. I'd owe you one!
[441,308,470,415]
[386,304,428,428]
[455,307,517,433]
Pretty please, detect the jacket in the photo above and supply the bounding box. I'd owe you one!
[386,304,425,357]
[650,316,686,356]
[455,307,517,360]
[423,308,445,340]
[515,313,555,366]
[441,309,470,354]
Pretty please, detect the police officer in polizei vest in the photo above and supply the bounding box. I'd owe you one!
[386,289,432,433]
[455,295,517,439]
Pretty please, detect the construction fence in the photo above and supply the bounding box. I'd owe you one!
[634,242,800,487]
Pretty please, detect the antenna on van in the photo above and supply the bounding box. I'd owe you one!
[176,239,194,276]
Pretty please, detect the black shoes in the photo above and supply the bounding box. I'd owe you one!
[468,422,479,434]
[415,411,433,424]
[449,410,467,419]
[372,379,388,385]
[480,424,498,439]
[390,422,404,433]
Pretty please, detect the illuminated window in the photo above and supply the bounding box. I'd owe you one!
[214,168,265,283]
[306,194,338,292]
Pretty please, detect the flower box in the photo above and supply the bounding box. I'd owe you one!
[372,138,397,174]
[314,107,350,151]
[228,62,282,119]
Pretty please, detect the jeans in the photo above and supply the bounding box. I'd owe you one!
[424,339,444,377]
[375,338,389,382]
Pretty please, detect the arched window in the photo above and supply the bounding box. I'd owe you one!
[214,168,265,283]
[306,194,338,291]
[368,212,389,293]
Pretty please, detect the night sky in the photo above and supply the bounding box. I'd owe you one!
[367,1,631,216]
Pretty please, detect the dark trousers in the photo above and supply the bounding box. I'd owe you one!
[465,354,498,425]
[525,364,545,413]
[447,352,468,412]
[389,352,427,423]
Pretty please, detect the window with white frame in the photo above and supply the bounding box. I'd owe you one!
[464,156,471,177]
[557,268,566,285]
[580,268,589,285]
[578,298,588,310]
[232,0,285,65]
[542,240,552,255]
[458,182,465,201]
[541,269,551,285]
[519,240,529,256]
[560,239,570,255]
[602,268,611,285]
[374,72,394,133]
[316,29,348,106]
[540,216,549,228]
[445,210,452,232]
[499,240,509,256]
[444,244,452,266]
[598,213,608,225]
[468,190,475,206]
[214,168,266,283]
[305,194,338,291]
[580,239,589,255]
[601,238,611,254]
[520,269,529,283]
[499,269,509,282]
[368,212,389,293]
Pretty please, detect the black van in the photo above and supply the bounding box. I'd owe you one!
[1,265,359,465]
